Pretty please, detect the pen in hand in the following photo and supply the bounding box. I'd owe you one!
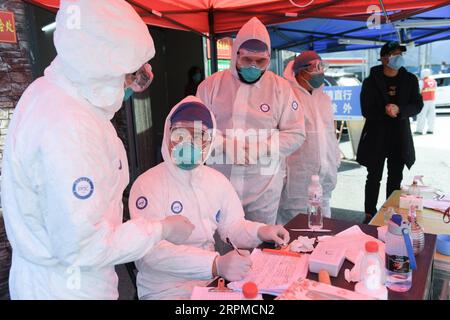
[226,237,243,256]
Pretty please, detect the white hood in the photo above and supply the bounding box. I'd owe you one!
[50,0,155,118]
[230,17,271,78]
[161,96,217,183]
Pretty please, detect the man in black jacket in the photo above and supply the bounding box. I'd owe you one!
[357,42,423,223]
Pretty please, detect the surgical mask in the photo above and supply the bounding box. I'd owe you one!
[193,73,202,83]
[388,55,404,70]
[238,66,263,83]
[301,72,325,89]
[171,141,203,170]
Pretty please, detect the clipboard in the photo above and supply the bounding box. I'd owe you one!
[208,278,234,292]
[191,278,242,300]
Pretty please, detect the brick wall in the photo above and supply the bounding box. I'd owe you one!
[0,0,33,174]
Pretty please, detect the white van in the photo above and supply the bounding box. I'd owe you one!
[430,73,450,114]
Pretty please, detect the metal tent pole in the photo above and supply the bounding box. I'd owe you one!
[209,9,218,74]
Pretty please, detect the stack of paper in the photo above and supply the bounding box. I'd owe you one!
[423,196,450,213]
[317,225,385,264]
[276,278,375,300]
[227,249,309,296]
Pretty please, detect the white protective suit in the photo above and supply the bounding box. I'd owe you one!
[1,0,163,299]
[129,96,266,300]
[277,61,341,224]
[196,17,305,225]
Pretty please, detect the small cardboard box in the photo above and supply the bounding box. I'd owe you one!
[308,242,346,277]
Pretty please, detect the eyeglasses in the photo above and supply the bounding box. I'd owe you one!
[298,59,329,73]
[444,207,450,224]
[170,127,212,146]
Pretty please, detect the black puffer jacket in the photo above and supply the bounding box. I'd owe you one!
[357,65,423,169]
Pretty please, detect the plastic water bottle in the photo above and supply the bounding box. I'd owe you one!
[355,241,388,299]
[408,205,425,255]
[307,175,323,230]
[385,214,417,292]
[408,180,420,197]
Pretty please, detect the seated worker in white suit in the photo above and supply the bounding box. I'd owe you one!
[129,96,290,300]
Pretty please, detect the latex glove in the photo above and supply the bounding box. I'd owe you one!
[161,215,195,245]
[216,250,252,282]
[257,225,290,246]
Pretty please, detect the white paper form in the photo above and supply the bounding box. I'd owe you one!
[423,198,450,213]
[228,249,309,295]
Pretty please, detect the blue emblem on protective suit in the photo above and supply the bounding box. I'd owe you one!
[136,196,148,210]
[171,201,183,214]
[292,101,299,111]
[260,104,270,113]
[72,177,94,200]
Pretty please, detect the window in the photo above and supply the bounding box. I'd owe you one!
[435,77,450,87]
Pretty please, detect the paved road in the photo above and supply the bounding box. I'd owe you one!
[331,116,450,223]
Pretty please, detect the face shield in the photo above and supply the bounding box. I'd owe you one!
[295,59,328,90]
[124,63,154,100]
[169,121,213,170]
[236,49,270,84]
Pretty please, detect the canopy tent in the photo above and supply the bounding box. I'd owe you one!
[26,0,450,34]
[268,5,450,53]
[26,0,450,70]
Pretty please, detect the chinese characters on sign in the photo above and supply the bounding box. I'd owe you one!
[0,11,17,44]
[323,86,363,120]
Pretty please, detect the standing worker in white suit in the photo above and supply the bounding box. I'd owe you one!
[1,0,193,299]
[278,51,341,224]
[197,17,305,225]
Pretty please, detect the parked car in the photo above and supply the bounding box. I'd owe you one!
[430,73,450,114]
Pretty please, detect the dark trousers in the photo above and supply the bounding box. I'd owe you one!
[364,151,405,216]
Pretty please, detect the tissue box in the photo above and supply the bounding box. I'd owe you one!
[309,242,346,277]
[399,194,423,211]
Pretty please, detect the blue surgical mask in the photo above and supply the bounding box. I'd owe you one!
[301,72,325,90]
[238,66,263,83]
[307,73,325,89]
[123,87,134,101]
[388,55,405,70]
[171,141,203,170]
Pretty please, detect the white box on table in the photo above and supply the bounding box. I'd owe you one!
[308,242,346,277]
[399,194,423,211]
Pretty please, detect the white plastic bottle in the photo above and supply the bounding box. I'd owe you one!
[408,180,420,197]
[307,175,323,230]
[408,205,425,255]
[355,241,388,299]
[385,214,416,292]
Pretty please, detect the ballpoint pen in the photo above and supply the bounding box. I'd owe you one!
[226,237,243,256]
